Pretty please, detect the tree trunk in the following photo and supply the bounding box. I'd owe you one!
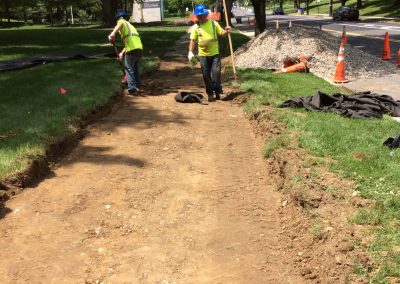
[356,0,362,9]
[329,0,333,16]
[49,8,54,25]
[225,0,233,26]
[65,7,69,24]
[5,2,11,23]
[341,0,347,6]
[279,0,283,9]
[102,0,118,25]
[306,0,309,15]
[251,0,266,36]
[140,2,144,23]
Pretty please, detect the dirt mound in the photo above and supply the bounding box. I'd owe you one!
[235,26,397,80]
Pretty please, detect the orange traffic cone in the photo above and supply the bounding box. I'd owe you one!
[381,32,391,60]
[333,42,348,83]
[274,61,308,74]
[341,25,347,43]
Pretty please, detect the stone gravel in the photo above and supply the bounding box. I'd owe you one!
[234,26,397,80]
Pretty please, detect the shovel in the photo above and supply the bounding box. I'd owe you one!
[110,39,127,82]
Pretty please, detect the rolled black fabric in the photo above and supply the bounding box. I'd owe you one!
[280,91,400,119]
[383,133,400,149]
[0,52,112,72]
[175,91,204,103]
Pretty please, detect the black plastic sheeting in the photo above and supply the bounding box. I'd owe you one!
[383,133,400,149]
[175,91,205,103]
[280,91,400,119]
[0,52,113,72]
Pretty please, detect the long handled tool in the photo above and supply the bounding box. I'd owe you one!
[110,39,127,80]
[222,0,237,81]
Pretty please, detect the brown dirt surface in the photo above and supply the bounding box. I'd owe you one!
[0,37,368,283]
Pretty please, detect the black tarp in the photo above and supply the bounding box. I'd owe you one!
[0,52,112,73]
[383,133,400,149]
[175,91,206,104]
[280,91,400,119]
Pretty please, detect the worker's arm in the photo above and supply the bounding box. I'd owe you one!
[188,39,196,61]
[189,39,196,53]
[118,48,126,61]
[108,22,123,42]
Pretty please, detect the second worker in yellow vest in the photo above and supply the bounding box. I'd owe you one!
[189,4,230,102]
[108,11,143,95]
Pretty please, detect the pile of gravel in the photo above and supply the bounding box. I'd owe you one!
[234,26,397,80]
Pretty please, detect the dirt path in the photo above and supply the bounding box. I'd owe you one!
[0,37,306,283]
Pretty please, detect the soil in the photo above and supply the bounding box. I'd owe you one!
[0,37,371,283]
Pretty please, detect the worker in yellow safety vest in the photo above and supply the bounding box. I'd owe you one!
[188,4,230,102]
[108,11,143,95]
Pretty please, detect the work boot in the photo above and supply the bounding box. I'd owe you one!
[208,95,215,102]
[220,93,228,101]
[215,93,221,100]
[121,81,128,89]
[200,98,209,105]
[122,87,140,96]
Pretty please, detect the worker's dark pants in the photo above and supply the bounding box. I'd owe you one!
[198,55,222,97]
[125,51,141,92]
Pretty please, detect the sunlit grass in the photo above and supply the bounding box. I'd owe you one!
[237,68,400,282]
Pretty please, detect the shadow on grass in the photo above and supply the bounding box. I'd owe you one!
[358,0,400,17]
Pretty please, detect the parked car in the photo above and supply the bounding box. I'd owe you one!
[272,7,284,15]
[332,6,359,21]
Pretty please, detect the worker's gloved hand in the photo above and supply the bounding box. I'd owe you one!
[108,34,115,43]
[118,52,124,61]
[188,51,195,62]
[225,26,231,33]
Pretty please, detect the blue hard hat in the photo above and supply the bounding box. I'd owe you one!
[115,11,128,21]
[193,4,209,16]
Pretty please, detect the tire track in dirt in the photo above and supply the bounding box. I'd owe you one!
[0,37,304,283]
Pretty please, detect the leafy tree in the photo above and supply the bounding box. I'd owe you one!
[167,0,193,17]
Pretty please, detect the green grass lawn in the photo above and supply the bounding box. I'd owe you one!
[237,69,400,282]
[0,24,187,61]
[0,22,247,182]
[267,0,400,18]
[0,25,187,180]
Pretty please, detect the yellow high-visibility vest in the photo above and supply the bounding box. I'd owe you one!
[118,19,143,52]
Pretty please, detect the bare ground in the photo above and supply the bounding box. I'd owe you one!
[0,38,367,283]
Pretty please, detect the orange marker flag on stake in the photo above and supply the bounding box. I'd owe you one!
[60,87,68,95]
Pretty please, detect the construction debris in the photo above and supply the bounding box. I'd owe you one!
[234,26,397,80]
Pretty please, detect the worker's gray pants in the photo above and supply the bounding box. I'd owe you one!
[125,52,141,92]
[198,55,222,97]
